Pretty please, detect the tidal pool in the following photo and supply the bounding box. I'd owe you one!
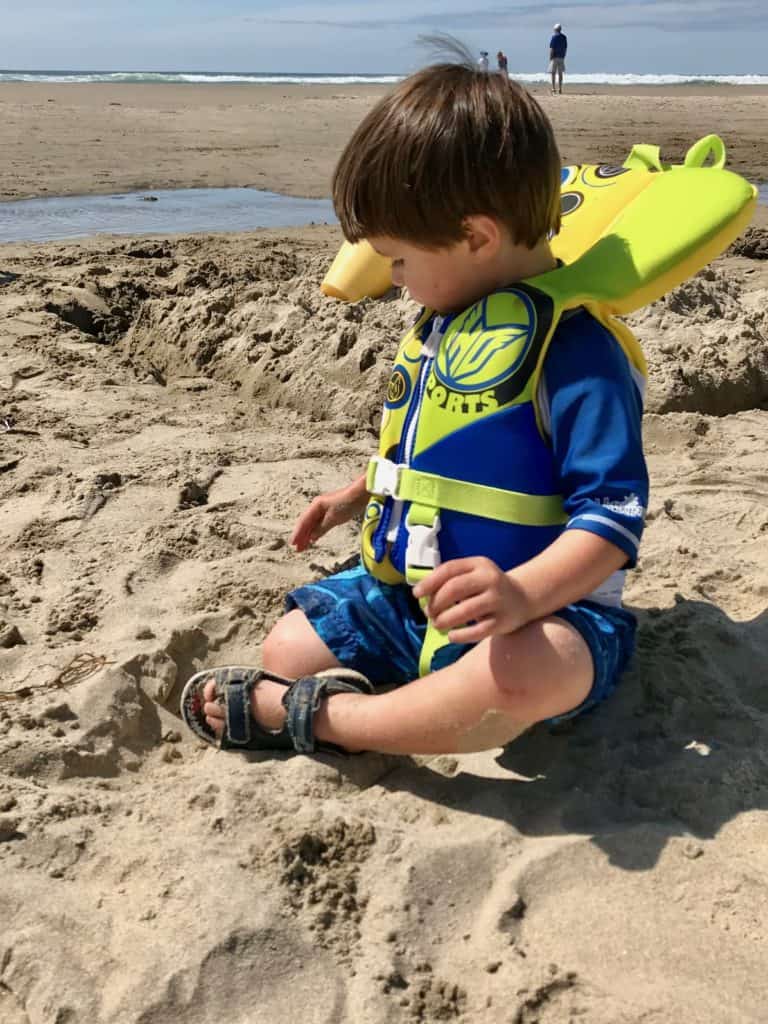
[0,188,338,244]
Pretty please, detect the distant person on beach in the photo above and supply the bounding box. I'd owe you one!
[182,57,646,760]
[549,23,567,94]
[478,50,490,72]
[497,50,509,75]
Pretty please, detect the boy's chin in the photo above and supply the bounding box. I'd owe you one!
[434,300,470,314]
[417,295,464,314]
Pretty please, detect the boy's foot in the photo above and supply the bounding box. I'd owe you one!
[180,665,373,754]
[202,674,284,735]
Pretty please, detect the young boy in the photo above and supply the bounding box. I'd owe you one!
[181,63,646,756]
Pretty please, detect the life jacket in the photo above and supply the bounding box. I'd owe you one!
[324,136,757,675]
[361,288,647,674]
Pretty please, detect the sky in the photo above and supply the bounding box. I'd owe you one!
[1,0,765,75]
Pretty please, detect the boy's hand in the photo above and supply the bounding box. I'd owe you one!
[412,556,531,642]
[291,482,368,552]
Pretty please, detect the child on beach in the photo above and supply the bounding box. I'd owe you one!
[181,61,647,757]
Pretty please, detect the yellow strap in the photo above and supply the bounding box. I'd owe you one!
[418,617,451,677]
[404,500,437,531]
[407,563,453,678]
[402,504,453,677]
[409,566,467,677]
[394,467,566,527]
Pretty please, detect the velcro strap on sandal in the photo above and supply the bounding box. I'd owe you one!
[223,676,259,746]
[283,674,372,754]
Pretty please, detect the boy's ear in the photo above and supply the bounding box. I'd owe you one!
[462,215,503,258]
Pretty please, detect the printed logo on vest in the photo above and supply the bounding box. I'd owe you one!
[425,378,500,415]
[385,365,412,409]
[433,290,537,394]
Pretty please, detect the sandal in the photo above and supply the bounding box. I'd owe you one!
[180,665,373,755]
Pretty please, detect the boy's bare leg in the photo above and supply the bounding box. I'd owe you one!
[261,607,343,677]
[202,609,593,755]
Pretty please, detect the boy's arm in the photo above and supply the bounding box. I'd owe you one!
[291,472,368,551]
[413,532,625,642]
[506,529,626,623]
[340,473,368,503]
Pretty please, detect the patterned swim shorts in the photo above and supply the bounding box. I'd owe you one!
[287,562,636,722]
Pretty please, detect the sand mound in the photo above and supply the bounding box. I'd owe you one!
[630,265,768,414]
[13,232,768,429]
[729,226,768,260]
[1,229,767,1022]
[117,236,414,431]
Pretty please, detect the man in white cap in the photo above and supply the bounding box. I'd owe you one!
[549,22,567,94]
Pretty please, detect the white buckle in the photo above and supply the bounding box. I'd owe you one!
[406,515,442,570]
[370,456,404,498]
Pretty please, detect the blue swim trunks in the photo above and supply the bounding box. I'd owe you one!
[286,562,636,723]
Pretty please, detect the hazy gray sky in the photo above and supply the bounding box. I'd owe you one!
[2,0,765,74]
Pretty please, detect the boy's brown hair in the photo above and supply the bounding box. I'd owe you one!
[332,63,561,250]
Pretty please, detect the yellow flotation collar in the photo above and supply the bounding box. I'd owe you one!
[321,134,757,310]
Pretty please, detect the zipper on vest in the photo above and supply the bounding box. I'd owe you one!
[384,315,447,545]
[400,315,445,465]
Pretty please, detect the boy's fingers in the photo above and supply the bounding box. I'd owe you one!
[447,618,495,644]
[427,574,483,619]
[433,594,490,631]
[290,526,307,548]
[412,559,475,597]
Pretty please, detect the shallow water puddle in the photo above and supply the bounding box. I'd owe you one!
[0,183,764,246]
[0,188,338,243]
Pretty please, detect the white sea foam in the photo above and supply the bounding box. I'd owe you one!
[513,72,768,87]
[0,70,402,85]
[1,69,767,87]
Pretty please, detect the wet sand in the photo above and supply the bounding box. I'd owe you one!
[1,81,767,202]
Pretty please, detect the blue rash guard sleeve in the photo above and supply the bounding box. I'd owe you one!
[541,311,648,566]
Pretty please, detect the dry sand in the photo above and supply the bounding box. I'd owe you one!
[0,83,767,1023]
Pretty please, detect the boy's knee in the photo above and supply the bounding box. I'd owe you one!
[479,639,541,711]
[261,611,301,669]
[262,608,339,678]
[261,623,281,666]
[492,675,542,719]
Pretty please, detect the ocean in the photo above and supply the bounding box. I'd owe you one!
[1,70,767,87]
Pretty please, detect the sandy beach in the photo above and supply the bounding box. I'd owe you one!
[1,82,767,1023]
[2,82,768,205]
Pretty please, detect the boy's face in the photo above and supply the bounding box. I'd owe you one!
[368,235,484,313]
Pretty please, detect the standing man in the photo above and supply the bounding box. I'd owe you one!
[549,23,567,94]
[478,50,490,72]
